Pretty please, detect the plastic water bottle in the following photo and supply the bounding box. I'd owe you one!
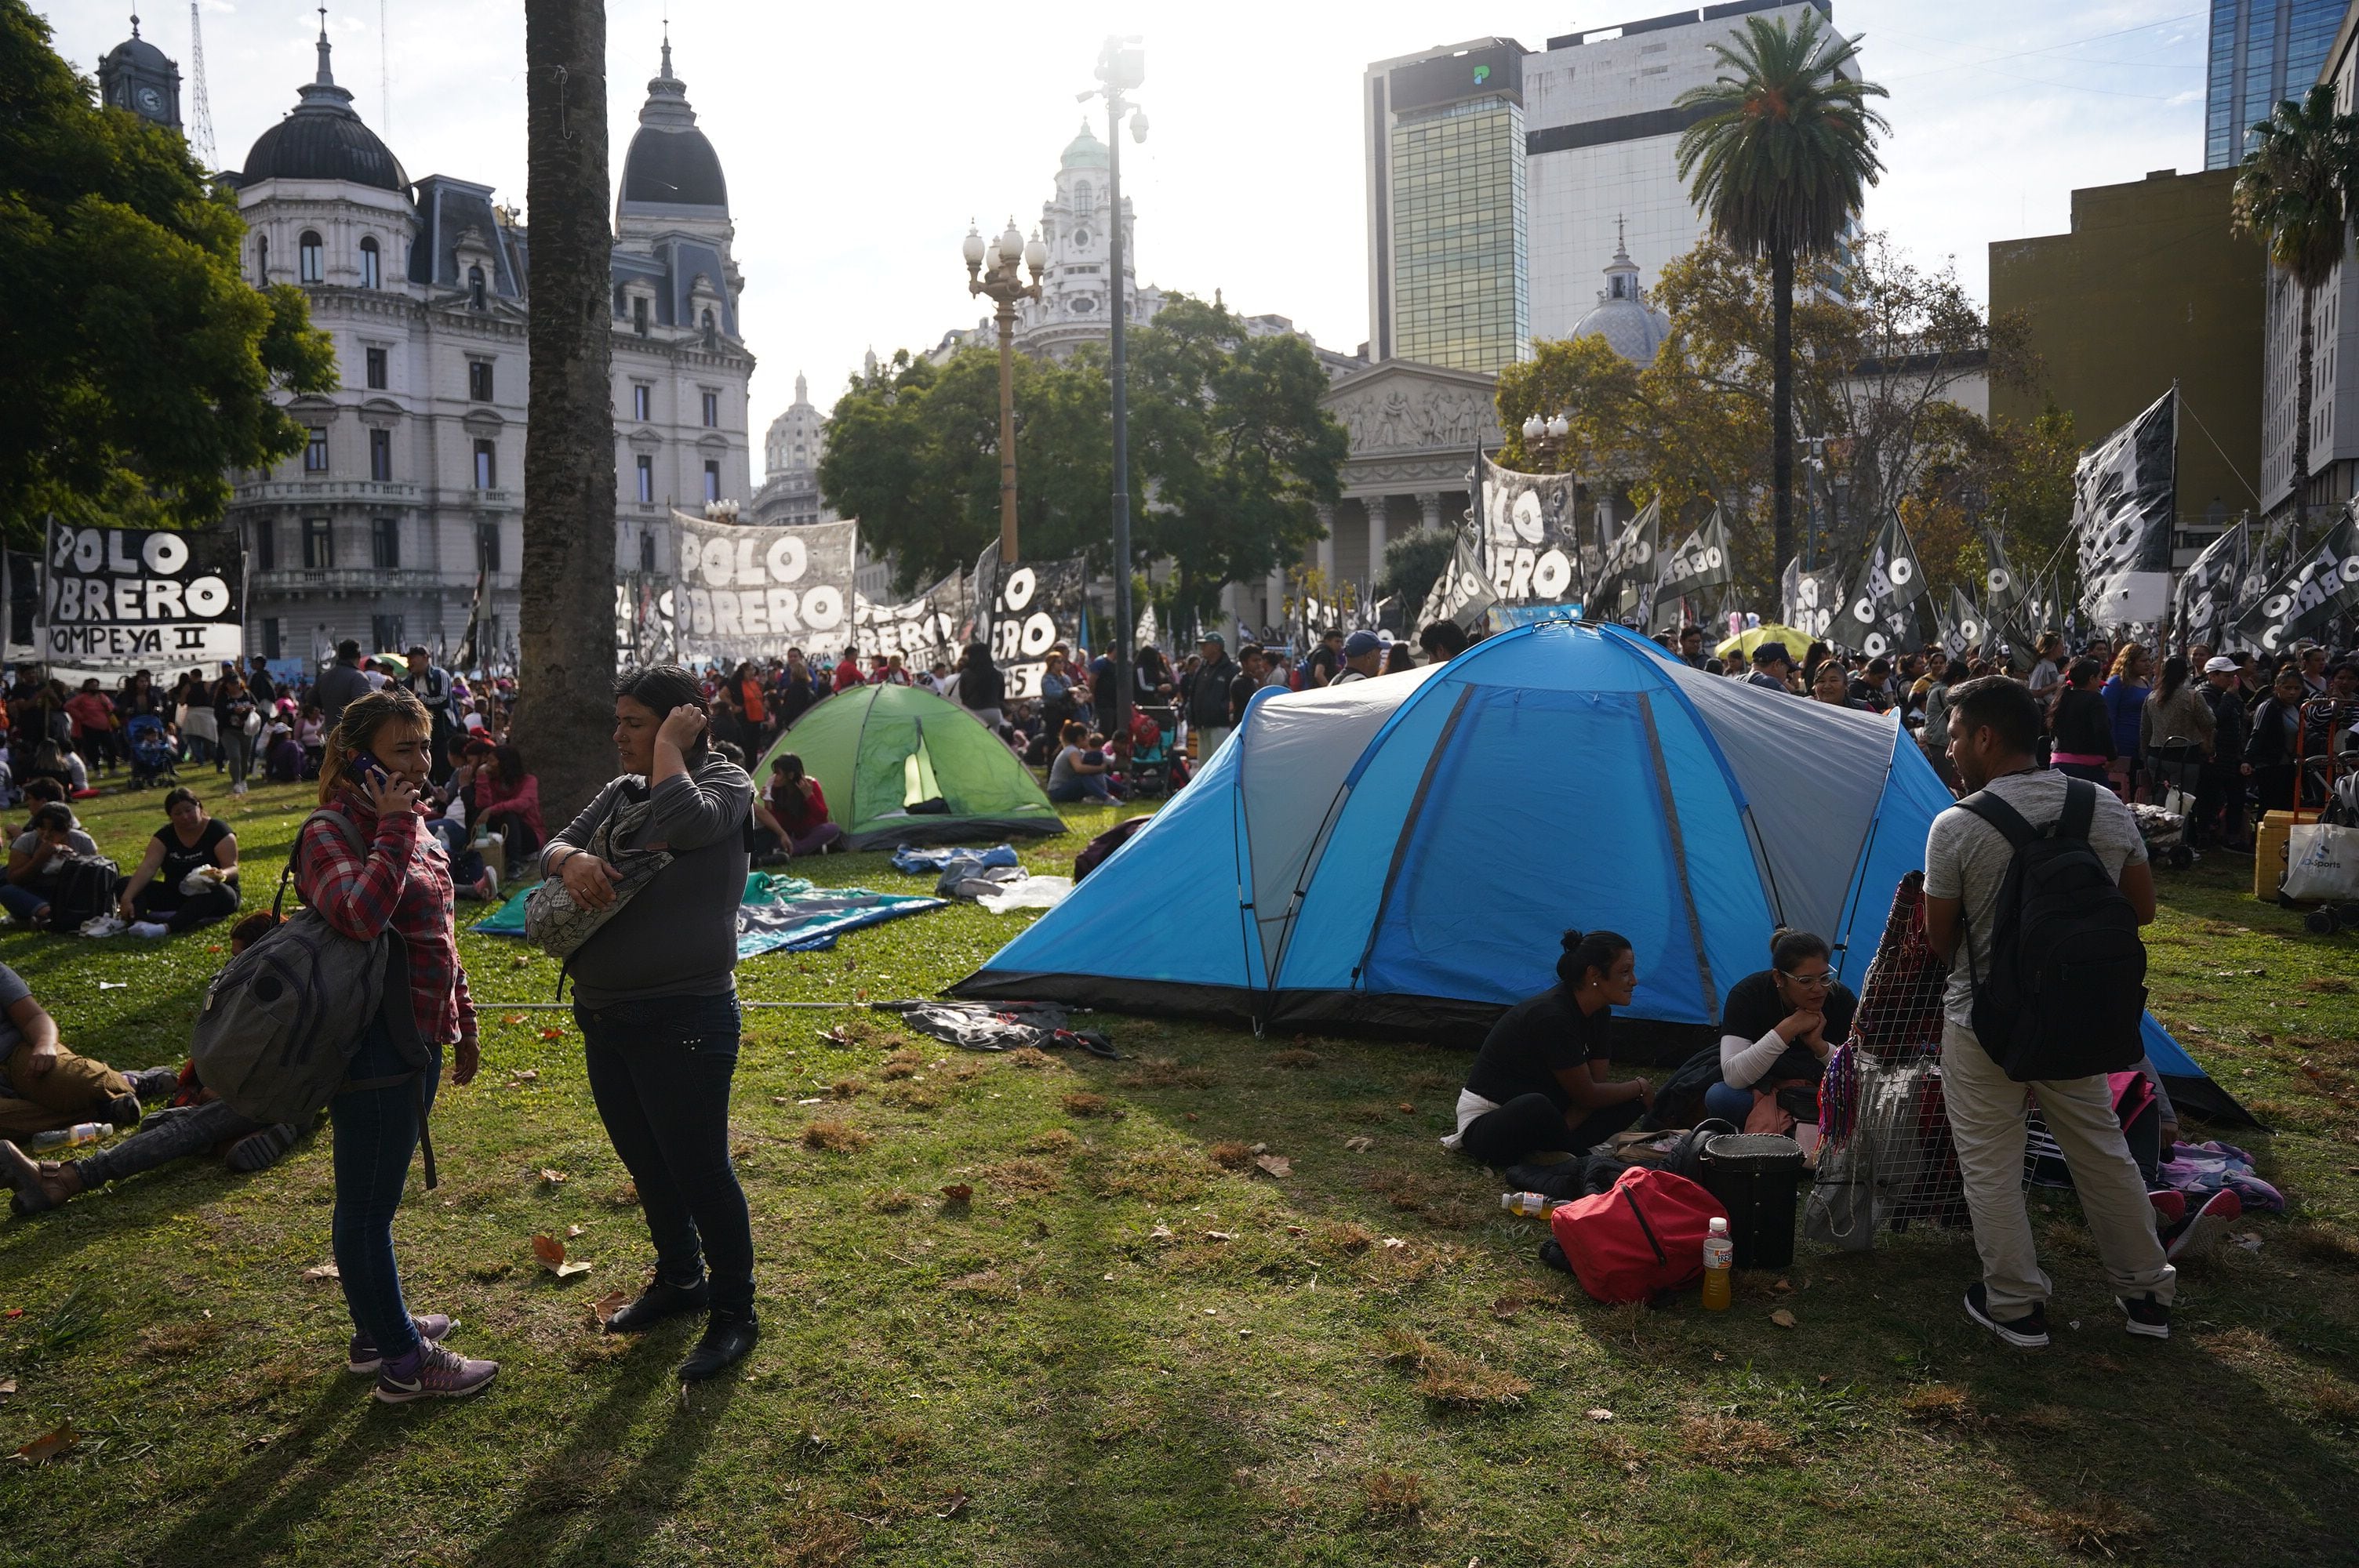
[27,1122,107,1153]
[1700,1216,1733,1310]
[1499,1192,1559,1218]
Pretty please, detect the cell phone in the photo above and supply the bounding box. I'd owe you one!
[344,748,391,788]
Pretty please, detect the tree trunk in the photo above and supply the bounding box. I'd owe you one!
[2295,278,2315,554]
[520,0,616,823]
[1771,245,1795,574]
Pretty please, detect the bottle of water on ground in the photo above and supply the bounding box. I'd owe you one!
[1701,1216,1733,1309]
[27,1122,107,1153]
[1499,1192,1561,1218]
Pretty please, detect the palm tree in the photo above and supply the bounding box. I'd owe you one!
[2233,83,2359,552]
[1675,10,1887,574]
[520,0,619,820]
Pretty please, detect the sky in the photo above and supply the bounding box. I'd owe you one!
[45,2,2212,477]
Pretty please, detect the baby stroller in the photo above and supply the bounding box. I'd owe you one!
[124,713,178,789]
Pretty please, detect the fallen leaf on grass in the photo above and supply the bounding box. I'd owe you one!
[1203,1230,1236,1242]
[1396,1102,1416,1115]
[936,1490,969,1519]
[1149,1222,1175,1242]
[940,1184,973,1206]
[1343,1135,1374,1152]
[0,1377,15,1397]
[1770,1308,1798,1329]
[566,1224,585,1239]
[14,1424,75,1464]
[533,1234,593,1278]
[1587,1408,1614,1421]
[510,1069,539,1083]
[589,1289,632,1327]
[300,1262,340,1282]
[539,1027,564,1041]
[1772,1277,1794,1294]
[1253,1154,1292,1179]
[502,1014,527,1026]
[539,1168,569,1185]
[1381,1237,1407,1250]
[1285,1224,1307,1236]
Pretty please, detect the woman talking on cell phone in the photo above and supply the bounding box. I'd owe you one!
[539,666,758,1381]
[300,687,496,1402]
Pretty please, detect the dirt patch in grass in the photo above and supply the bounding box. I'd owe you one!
[769,1508,864,1567]
[134,1321,223,1359]
[1208,1140,1254,1171]
[976,1157,1061,1196]
[2310,1381,2359,1424]
[601,1181,640,1209]
[2301,976,2353,994]
[1116,1056,1219,1090]
[1095,1147,1213,1203]
[1023,1128,1081,1156]
[802,1119,871,1153]
[2010,1495,2151,1558]
[1003,1046,1061,1071]
[1899,1384,1978,1426]
[1416,1350,1531,1410]
[1061,1091,1120,1119]
[829,1079,865,1099]
[1677,1415,1798,1469]
[868,1190,916,1214]
[877,1082,942,1111]
[879,1051,924,1080]
[945,1268,1020,1302]
[1311,1220,1377,1258]
[1269,1048,1321,1070]
[1361,1468,1426,1523]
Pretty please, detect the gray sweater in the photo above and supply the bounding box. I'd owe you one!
[547,753,752,1005]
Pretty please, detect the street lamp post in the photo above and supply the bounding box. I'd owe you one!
[965,218,1048,564]
[1519,409,1572,469]
[1087,36,1147,742]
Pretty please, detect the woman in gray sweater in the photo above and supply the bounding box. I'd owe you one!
[541,666,757,1381]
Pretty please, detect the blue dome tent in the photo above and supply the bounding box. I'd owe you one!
[954,622,2245,1119]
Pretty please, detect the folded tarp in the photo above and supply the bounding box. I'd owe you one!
[470,873,946,956]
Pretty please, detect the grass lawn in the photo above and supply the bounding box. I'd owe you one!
[0,773,2355,1566]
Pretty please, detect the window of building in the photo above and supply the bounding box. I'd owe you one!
[302,517,333,568]
[365,346,387,390]
[700,308,716,345]
[632,296,649,336]
[369,427,391,481]
[640,532,656,573]
[468,265,487,310]
[371,517,400,569]
[304,428,329,471]
[299,230,323,284]
[469,360,494,401]
[635,454,655,504]
[252,518,275,572]
[613,285,628,318]
[700,390,719,427]
[255,234,269,285]
[473,440,496,489]
[632,385,652,421]
[477,521,502,572]
[372,615,404,652]
[703,460,721,503]
[261,618,282,660]
[358,237,380,289]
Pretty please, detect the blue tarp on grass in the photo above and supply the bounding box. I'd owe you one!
[471,872,946,956]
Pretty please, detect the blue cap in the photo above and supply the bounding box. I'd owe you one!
[1343,630,1383,658]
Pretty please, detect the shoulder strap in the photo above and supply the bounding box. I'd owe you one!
[279,805,368,918]
[2057,777,2096,843]
[1956,789,2036,850]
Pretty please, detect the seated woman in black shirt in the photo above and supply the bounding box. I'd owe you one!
[1444,930,1656,1167]
[114,787,239,935]
[1702,928,1856,1134]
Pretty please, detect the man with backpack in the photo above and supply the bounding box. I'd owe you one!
[1922,675,2174,1349]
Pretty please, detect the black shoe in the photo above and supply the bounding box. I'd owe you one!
[105,1094,142,1128]
[226,1120,304,1174]
[603,1275,711,1334]
[678,1308,757,1381]
[1963,1283,2050,1348]
[2119,1293,2172,1340]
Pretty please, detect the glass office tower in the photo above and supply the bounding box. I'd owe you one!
[2207,0,2345,169]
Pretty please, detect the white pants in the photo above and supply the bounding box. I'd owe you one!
[1940,1021,2175,1316]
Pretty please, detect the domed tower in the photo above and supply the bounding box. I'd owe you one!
[1019,120,1158,358]
[234,20,407,198]
[613,34,739,345]
[1568,223,1670,366]
[98,13,181,130]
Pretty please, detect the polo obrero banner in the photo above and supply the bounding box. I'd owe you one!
[2237,508,2359,654]
[39,521,244,670]
[1828,514,1930,659]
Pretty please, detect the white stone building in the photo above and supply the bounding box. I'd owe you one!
[751,372,833,528]
[201,24,752,665]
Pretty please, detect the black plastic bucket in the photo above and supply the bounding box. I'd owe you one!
[1701,1133,1806,1269]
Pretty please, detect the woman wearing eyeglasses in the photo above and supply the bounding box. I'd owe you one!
[1702,929,1856,1138]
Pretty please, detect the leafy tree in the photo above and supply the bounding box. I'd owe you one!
[0,0,333,542]
[2233,82,2359,547]
[1675,7,1888,572]
[1379,528,1457,605]
[820,295,1342,614]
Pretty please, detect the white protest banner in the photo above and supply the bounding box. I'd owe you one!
[1828,514,1931,658]
[2236,508,2359,654]
[2073,387,2177,627]
[973,547,1088,701]
[853,567,966,670]
[1478,456,1584,608]
[1417,527,1499,634]
[669,512,856,663]
[39,521,243,670]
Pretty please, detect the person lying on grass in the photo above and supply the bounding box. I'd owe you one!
[0,959,178,1149]
[1441,929,1656,1167]
[0,913,313,1217]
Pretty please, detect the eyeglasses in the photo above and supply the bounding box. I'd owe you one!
[1776,969,1833,989]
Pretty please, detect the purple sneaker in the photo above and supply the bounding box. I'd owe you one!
[347,1314,456,1374]
[373,1338,497,1404]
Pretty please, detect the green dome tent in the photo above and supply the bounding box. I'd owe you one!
[759,683,1066,849]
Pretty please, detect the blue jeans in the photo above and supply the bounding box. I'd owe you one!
[332,1014,440,1359]
[1049,774,1114,804]
[0,883,48,924]
[1703,1081,1756,1126]
[576,992,754,1316]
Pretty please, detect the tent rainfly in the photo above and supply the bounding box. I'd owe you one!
[761,682,1064,850]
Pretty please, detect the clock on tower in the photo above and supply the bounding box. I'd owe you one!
[97,14,184,132]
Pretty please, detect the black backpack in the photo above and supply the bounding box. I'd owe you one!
[1957,779,2146,1081]
[47,854,120,933]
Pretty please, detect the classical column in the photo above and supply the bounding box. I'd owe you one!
[1417,491,1443,532]
[1265,565,1285,633]
[1365,495,1389,587]
[1315,502,1336,583]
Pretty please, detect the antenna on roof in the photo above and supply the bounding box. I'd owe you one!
[186,2,216,168]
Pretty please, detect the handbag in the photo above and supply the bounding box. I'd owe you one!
[522,787,671,962]
[1547,1167,1727,1305]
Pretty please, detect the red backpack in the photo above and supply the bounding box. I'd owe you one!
[1549,1166,1728,1304]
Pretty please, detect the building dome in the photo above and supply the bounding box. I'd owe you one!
[100,22,172,78]
[236,25,407,193]
[619,39,727,211]
[1569,231,1670,366]
[1060,121,1108,171]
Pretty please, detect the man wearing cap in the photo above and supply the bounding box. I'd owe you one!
[2197,655,2250,850]
[1329,630,1386,687]
[1189,633,1241,761]
[402,644,459,784]
[1747,643,1795,693]
[314,638,373,731]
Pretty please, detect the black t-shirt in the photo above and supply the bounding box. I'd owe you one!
[1718,968,1856,1083]
[1465,986,1610,1112]
[153,818,231,896]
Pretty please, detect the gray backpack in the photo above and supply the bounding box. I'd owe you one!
[189,808,438,1184]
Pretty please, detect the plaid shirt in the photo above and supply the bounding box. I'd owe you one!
[296,793,475,1047]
